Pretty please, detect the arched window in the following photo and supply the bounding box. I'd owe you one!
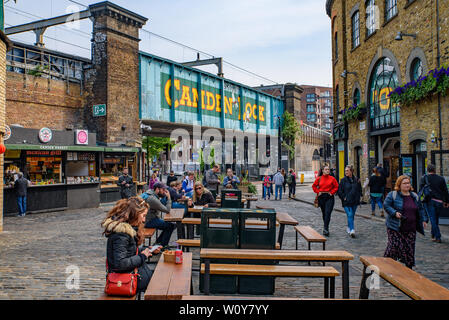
[410,58,423,82]
[368,57,400,130]
[353,88,361,106]
[366,0,376,37]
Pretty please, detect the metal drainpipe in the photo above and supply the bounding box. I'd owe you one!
[436,0,443,174]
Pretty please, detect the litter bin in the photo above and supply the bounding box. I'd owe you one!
[300,173,304,184]
[200,208,240,294]
[220,189,242,208]
[238,208,277,294]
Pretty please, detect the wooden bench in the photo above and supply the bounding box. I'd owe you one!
[143,228,156,246]
[144,252,193,300]
[201,248,354,299]
[200,263,339,298]
[295,226,327,250]
[359,256,449,300]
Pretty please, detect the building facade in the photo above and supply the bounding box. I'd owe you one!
[326,0,449,196]
[300,85,333,133]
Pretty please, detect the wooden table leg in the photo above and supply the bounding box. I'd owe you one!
[277,224,285,249]
[204,259,210,295]
[342,261,350,299]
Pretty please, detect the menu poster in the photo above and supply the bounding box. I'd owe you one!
[67,152,73,161]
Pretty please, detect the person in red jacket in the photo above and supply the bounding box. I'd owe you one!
[312,165,339,236]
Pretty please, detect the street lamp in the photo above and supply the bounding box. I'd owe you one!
[340,70,357,78]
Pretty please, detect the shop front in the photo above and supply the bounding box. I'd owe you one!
[4,126,102,216]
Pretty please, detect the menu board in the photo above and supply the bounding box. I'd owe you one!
[402,157,413,176]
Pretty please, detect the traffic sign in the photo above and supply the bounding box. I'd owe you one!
[93,104,106,117]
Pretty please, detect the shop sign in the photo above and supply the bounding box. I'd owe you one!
[38,127,53,143]
[93,104,106,117]
[26,150,62,156]
[4,125,11,140]
[75,129,89,145]
[369,150,375,158]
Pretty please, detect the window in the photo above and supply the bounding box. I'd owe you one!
[335,85,340,111]
[307,114,317,122]
[366,0,376,37]
[411,58,423,82]
[385,0,398,21]
[307,104,316,112]
[306,94,316,102]
[335,32,339,60]
[353,88,361,106]
[352,11,360,48]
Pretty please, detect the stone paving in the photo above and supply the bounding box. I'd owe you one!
[0,183,448,299]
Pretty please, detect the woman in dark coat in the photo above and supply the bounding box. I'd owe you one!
[102,197,161,295]
[337,165,362,238]
[187,182,217,209]
[383,175,428,269]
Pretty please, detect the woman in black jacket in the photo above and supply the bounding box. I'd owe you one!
[102,197,161,296]
[187,182,217,209]
[337,165,362,238]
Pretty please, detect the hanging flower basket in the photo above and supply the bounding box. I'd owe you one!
[342,102,367,122]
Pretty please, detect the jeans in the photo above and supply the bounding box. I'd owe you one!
[17,196,27,215]
[145,218,176,246]
[424,200,442,240]
[370,196,383,212]
[185,191,193,198]
[318,194,334,232]
[275,185,283,200]
[263,186,271,199]
[343,206,357,231]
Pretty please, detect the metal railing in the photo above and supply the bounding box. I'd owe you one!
[6,43,90,85]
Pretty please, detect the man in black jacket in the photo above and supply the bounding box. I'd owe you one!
[14,173,29,217]
[117,168,134,199]
[420,164,449,243]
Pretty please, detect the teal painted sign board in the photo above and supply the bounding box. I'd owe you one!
[139,52,284,136]
[93,104,106,117]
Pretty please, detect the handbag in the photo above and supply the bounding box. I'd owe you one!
[104,248,140,297]
[314,177,322,208]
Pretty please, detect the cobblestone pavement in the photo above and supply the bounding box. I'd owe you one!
[0,183,448,300]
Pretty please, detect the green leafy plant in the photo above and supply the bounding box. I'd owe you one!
[342,102,366,122]
[27,64,49,77]
[247,183,257,194]
[281,111,302,160]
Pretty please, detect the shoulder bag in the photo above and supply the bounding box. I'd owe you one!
[314,177,322,208]
[104,248,140,297]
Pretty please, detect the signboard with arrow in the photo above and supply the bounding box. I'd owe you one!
[93,104,106,117]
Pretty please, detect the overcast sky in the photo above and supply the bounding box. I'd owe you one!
[4,0,332,88]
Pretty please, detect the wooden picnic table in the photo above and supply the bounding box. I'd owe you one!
[276,212,299,249]
[144,252,193,300]
[163,208,186,239]
[201,248,354,299]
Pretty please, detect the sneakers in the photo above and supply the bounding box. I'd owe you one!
[371,211,376,216]
[380,210,385,218]
[323,229,330,237]
[346,227,350,234]
[350,230,355,238]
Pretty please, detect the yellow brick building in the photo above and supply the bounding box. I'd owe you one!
[326,0,449,194]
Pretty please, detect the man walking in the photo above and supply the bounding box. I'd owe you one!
[419,164,449,243]
[273,169,284,200]
[144,182,177,247]
[117,167,134,199]
[14,173,29,217]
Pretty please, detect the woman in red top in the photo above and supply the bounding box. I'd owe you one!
[312,165,339,236]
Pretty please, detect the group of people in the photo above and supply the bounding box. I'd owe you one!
[262,168,297,200]
[312,162,448,269]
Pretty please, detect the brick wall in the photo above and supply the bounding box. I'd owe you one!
[0,39,6,232]
[329,0,449,182]
[6,72,85,130]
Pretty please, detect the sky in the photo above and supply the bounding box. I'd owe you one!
[4,0,333,88]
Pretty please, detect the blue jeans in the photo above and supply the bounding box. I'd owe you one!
[275,185,282,200]
[145,217,176,246]
[370,196,383,212]
[424,200,442,240]
[185,191,193,198]
[343,206,357,231]
[17,196,27,215]
[263,186,271,199]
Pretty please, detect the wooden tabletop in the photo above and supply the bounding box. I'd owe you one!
[276,212,299,225]
[201,248,354,261]
[144,252,193,300]
[187,206,204,213]
[163,208,185,222]
[360,256,449,300]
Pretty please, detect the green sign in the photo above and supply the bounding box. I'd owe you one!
[93,104,106,117]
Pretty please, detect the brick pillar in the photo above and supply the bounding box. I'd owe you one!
[85,2,147,146]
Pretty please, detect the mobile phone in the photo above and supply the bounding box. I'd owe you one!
[149,245,162,253]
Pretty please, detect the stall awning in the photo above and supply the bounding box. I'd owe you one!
[6,144,110,152]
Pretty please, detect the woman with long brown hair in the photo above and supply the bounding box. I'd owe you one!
[102,196,160,295]
[383,175,428,269]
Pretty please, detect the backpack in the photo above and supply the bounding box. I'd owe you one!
[418,175,432,203]
[287,173,293,184]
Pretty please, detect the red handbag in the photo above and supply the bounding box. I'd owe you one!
[104,249,140,297]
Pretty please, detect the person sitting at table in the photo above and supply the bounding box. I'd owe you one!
[182,171,195,197]
[223,169,240,189]
[102,197,161,295]
[187,182,218,209]
[168,181,187,209]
